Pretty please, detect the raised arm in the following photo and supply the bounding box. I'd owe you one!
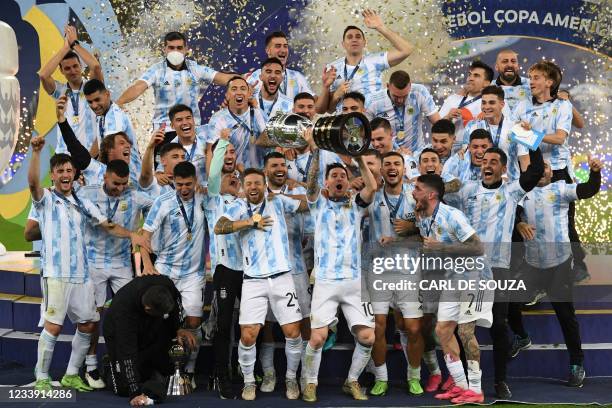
[56,96,92,170]
[116,80,149,107]
[28,136,46,202]
[302,128,320,202]
[518,147,544,193]
[208,135,230,196]
[357,155,376,204]
[39,37,71,95]
[139,127,165,188]
[576,156,602,200]
[314,66,336,114]
[65,25,103,82]
[212,72,236,86]
[362,9,413,67]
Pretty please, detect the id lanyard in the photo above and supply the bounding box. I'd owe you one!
[177,194,195,241]
[383,186,405,224]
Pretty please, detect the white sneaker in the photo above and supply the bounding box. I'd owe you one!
[260,371,276,392]
[242,383,257,400]
[85,369,105,389]
[286,378,300,400]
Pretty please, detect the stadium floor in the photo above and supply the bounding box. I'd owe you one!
[0,365,610,408]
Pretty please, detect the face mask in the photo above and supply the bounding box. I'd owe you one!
[166,51,185,66]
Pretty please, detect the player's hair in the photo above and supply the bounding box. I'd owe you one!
[497,49,518,58]
[159,142,186,158]
[484,147,508,166]
[59,51,81,68]
[294,92,315,103]
[431,119,455,135]
[106,159,130,178]
[419,148,440,163]
[50,153,75,171]
[226,75,248,89]
[470,60,494,82]
[261,57,284,69]
[416,174,445,199]
[169,104,193,122]
[469,128,493,143]
[83,79,106,95]
[99,132,132,165]
[325,163,349,179]
[370,117,392,133]
[164,31,187,45]
[343,25,365,40]
[173,161,196,179]
[265,31,287,47]
[243,167,266,183]
[263,151,285,167]
[529,61,562,95]
[343,91,365,105]
[389,70,411,89]
[363,148,382,161]
[142,285,175,316]
[481,85,505,100]
[382,151,404,164]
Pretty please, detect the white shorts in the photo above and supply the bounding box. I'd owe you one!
[91,265,133,308]
[240,272,303,326]
[437,288,494,328]
[172,274,205,318]
[39,277,99,326]
[310,278,375,332]
[372,299,423,319]
[265,272,312,322]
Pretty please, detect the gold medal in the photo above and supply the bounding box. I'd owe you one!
[187,232,192,241]
[396,131,406,140]
[252,213,263,223]
[72,116,80,125]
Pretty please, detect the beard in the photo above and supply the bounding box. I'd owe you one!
[501,69,518,83]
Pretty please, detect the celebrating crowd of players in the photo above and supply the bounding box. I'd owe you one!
[25,9,604,406]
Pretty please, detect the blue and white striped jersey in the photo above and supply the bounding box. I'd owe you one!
[416,202,475,244]
[204,193,243,272]
[143,191,206,278]
[520,181,577,269]
[463,117,528,181]
[81,159,140,189]
[252,89,294,122]
[79,185,152,269]
[33,189,106,282]
[442,151,482,183]
[139,59,217,128]
[447,180,526,269]
[205,107,267,168]
[52,81,98,153]
[439,93,482,154]
[248,68,314,100]
[308,193,368,281]
[97,103,142,177]
[273,186,308,276]
[328,52,390,107]
[365,84,438,151]
[286,150,343,187]
[367,184,416,243]
[496,76,531,114]
[222,195,301,278]
[512,98,572,171]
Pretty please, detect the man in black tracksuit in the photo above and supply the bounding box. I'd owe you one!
[103,275,196,405]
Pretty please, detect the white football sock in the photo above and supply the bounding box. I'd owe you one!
[238,340,257,384]
[467,360,482,394]
[347,342,372,382]
[444,353,467,389]
[285,336,302,380]
[36,329,57,380]
[66,330,91,376]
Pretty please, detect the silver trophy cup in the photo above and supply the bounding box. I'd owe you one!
[167,344,193,396]
[266,111,371,156]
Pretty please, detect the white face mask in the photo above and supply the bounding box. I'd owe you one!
[166,51,185,66]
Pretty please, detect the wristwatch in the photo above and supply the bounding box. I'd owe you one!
[252,213,262,228]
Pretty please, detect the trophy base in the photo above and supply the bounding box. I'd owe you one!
[167,370,194,396]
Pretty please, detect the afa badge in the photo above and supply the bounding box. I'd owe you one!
[120,201,128,211]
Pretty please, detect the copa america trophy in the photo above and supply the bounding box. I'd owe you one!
[266,112,371,156]
[167,343,193,396]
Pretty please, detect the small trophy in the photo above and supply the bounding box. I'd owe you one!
[266,112,371,156]
[167,343,193,396]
